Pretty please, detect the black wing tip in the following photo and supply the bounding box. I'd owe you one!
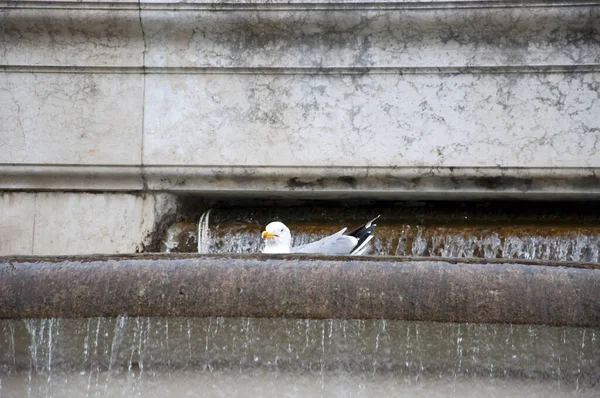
[349,215,381,236]
[348,216,381,254]
[350,234,374,255]
[365,215,381,228]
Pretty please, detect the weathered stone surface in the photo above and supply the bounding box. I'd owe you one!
[2,317,599,389]
[142,6,600,68]
[0,165,144,191]
[0,1,598,197]
[0,193,35,255]
[2,165,599,199]
[0,192,176,255]
[1,255,598,326]
[143,72,600,167]
[0,8,143,67]
[0,73,143,165]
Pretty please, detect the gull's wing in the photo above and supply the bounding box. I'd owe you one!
[346,215,379,255]
[291,228,359,254]
[291,216,380,255]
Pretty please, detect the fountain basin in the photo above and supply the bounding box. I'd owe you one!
[1,316,598,396]
[1,255,598,327]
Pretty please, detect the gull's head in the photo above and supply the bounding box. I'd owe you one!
[261,221,292,254]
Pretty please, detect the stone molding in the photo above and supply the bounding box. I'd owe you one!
[2,165,599,199]
[4,0,599,11]
[2,65,600,74]
[1,255,599,326]
[2,0,599,198]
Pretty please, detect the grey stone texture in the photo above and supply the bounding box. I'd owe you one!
[1,1,599,253]
[1,255,599,327]
[0,192,176,255]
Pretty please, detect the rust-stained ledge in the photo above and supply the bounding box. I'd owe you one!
[1,254,598,326]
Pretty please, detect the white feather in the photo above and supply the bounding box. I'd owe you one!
[261,219,377,255]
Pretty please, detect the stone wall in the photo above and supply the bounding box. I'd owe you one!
[0,192,176,255]
[1,0,599,254]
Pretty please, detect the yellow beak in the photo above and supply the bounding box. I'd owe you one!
[262,231,276,239]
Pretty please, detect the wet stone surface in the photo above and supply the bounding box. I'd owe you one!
[0,317,598,397]
[161,201,600,263]
[2,256,598,325]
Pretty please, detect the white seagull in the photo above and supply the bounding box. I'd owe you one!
[261,216,380,255]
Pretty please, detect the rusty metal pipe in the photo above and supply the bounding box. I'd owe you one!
[1,254,599,326]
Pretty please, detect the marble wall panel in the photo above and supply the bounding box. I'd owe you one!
[143,72,600,168]
[30,192,176,255]
[0,192,177,255]
[0,73,143,165]
[14,0,135,3]
[142,7,599,68]
[1,1,599,198]
[0,193,34,255]
[0,8,143,67]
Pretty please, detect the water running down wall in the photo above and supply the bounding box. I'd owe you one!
[1,317,598,397]
[161,203,600,263]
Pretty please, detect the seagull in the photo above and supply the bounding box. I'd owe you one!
[261,216,380,255]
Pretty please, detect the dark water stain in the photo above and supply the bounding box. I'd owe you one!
[287,177,325,189]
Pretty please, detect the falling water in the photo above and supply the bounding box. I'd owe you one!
[180,218,600,263]
[112,204,600,396]
[388,226,600,262]
[158,206,600,262]
[1,318,598,397]
[197,209,211,254]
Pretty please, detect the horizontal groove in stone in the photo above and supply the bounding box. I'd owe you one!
[3,0,599,11]
[2,65,599,75]
[0,165,145,191]
[2,165,600,198]
[3,164,599,174]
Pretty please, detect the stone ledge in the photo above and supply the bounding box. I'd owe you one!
[3,5,596,69]
[3,0,599,11]
[2,165,599,199]
[3,64,600,75]
[1,255,598,326]
[0,165,144,191]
